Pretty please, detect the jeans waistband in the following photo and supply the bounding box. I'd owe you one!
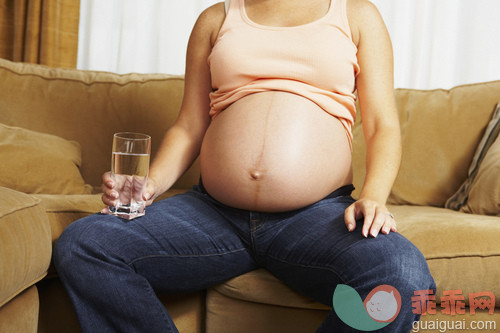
[323,183,355,199]
[196,177,354,208]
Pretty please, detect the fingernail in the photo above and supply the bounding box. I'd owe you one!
[370,230,378,238]
[382,227,390,234]
[347,224,354,232]
[144,192,151,200]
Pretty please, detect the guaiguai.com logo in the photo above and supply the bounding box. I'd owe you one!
[333,284,402,331]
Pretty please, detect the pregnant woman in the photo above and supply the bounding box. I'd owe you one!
[55,0,435,331]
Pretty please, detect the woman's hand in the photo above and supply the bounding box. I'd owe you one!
[100,172,158,214]
[344,199,397,238]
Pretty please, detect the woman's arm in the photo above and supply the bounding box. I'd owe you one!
[344,0,402,237]
[102,4,225,208]
[146,4,227,200]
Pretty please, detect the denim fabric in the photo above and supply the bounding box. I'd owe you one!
[54,184,435,332]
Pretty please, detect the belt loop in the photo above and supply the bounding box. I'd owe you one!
[249,211,259,222]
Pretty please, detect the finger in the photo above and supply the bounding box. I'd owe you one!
[142,181,156,205]
[381,211,397,233]
[368,209,386,238]
[102,171,115,188]
[361,207,376,238]
[143,181,154,200]
[101,172,115,196]
[344,205,357,232]
[381,216,393,235]
[381,221,391,235]
[101,190,118,207]
[101,182,114,194]
[388,214,398,233]
[377,211,398,235]
[142,190,154,206]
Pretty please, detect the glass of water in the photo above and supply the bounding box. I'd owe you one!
[109,132,151,220]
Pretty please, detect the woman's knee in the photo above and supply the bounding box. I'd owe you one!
[356,233,435,294]
[53,214,117,274]
[381,233,435,295]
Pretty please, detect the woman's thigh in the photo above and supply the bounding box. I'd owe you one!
[254,195,433,306]
[55,190,258,293]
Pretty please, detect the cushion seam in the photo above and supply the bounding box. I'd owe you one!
[425,254,500,260]
[0,65,184,87]
[0,200,41,219]
[0,272,47,307]
[395,79,500,93]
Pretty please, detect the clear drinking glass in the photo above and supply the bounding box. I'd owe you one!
[109,132,151,220]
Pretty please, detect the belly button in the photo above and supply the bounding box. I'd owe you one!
[250,170,262,181]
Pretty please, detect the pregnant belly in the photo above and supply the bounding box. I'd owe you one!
[199,91,353,212]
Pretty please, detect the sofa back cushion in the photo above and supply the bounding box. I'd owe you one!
[352,80,500,207]
[0,123,92,194]
[0,58,199,190]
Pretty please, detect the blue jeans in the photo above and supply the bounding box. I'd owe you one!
[54,184,435,332]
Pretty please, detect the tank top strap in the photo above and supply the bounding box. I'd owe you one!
[327,0,353,39]
[221,0,245,28]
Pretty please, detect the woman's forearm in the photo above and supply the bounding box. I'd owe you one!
[148,123,205,196]
[359,124,402,205]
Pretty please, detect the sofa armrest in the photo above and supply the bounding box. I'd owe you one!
[0,187,52,307]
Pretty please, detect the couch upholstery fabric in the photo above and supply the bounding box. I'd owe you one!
[0,186,52,333]
[0,286,39,333]
[352,81,500,207]
[1,57,499,332]
[0,187,51,307]
[462,121,500,215]
[0,123,92,194]
[0,59,198,189]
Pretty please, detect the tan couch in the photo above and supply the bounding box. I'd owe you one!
[0,57,499,332]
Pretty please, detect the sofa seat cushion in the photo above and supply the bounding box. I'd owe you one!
[391,205,500,303]
[0,187,52,307]
[0,285,39,333]
[32,194,104,245]
[211,269,329,311]
[206,285,327,333]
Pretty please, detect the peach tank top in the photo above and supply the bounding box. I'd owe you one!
[208,0,360,145]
